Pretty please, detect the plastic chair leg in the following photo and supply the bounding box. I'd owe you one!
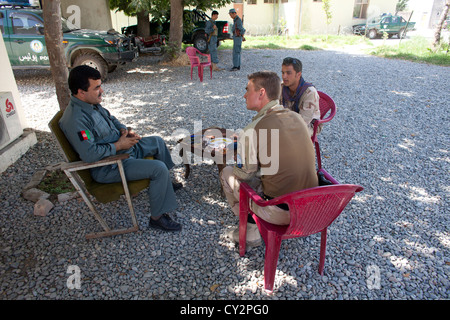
[198,66,204,82]
[190,66,193,80]
[315,141,322,170]
[318,228,327,275]
[264,231,282,293]
[239,192,250,257]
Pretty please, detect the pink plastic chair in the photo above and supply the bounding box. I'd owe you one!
[312,91,336,169]
[239,168,363,293]
[186,46,212,82]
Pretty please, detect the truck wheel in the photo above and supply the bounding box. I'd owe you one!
[398,28,406,39]
[193,34,208,53]
[73,53,108,81]
[368,29,378,39]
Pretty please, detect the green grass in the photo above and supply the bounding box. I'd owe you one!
[369,36,450,66]
[38,170,75,194]
[215,34,449,66]
[218,34,370,51]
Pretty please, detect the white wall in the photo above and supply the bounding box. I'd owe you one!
[60,0,113,30]
[0,33,27,133]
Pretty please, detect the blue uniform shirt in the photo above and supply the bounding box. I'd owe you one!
[59,96,127,163]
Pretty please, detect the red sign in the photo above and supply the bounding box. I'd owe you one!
[5,98,14,113]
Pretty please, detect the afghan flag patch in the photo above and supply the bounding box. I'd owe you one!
[78,130,91,141]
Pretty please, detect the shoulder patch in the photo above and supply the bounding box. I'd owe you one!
[78,130,91,141]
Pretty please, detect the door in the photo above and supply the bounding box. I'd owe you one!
[380,16,392,32]
[390,16,401,32]
[7,11,49,66]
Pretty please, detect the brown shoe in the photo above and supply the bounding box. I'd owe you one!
[212,63,223,71]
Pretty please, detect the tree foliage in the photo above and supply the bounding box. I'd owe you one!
[110,0,232,57]
[109,0,231,21]
[395,0,409,15]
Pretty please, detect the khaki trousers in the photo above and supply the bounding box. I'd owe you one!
[219,166,290,225]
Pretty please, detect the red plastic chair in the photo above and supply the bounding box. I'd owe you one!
[312,91,336,169]
[186,46,212,82]
[239,168,363,293]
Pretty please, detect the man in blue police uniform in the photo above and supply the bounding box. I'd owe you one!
[59,65,182,232]
[229,8,245,71]
[205,10,223,71]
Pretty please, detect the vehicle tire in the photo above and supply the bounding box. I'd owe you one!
[73,53,108,81]
[368,29,378,39]
[398,28,406,39]
[193,34,208,53]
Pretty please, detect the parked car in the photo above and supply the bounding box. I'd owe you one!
[122,9,231,53]
[0,4,137,80]
[353,14,416,39]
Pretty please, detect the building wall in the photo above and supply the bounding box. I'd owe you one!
[0,33,27,134]
[60,0,112,31]
[299,0,396,34]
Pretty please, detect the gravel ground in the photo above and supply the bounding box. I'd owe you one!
[0,48,448,302]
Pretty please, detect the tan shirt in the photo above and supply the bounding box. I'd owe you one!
[233,100,318,198]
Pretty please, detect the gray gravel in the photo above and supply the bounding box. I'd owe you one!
[0,48,449,301]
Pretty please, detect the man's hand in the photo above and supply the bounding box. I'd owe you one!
[125,127,141,139]
[115,129,140,151]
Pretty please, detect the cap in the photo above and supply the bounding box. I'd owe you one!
[229,8,236,13]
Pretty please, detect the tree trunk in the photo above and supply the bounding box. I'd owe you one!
[42,0,70,111]
[137,10,150,37]
[168,0,184,58]
[432,0,449,51]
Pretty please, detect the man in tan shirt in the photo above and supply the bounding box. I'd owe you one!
[280,57,321,136]
[220,71,318,246]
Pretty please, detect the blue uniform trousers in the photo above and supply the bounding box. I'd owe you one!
[92,136,178,217]
[232,36,242,68]
[209,35,219,64]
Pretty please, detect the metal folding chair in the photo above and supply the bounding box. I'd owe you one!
[49,111,150,239]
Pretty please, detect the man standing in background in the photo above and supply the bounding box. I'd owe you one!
[205,10,223,71]
[228,8,245,71]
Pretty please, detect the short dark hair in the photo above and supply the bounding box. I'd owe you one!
[282,57,302,73]
[68,65,101,95]
[212,10,218,15]
[248,71,281,101]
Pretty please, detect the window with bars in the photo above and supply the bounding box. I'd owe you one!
[353,0,370,19]
[247,0,257,4]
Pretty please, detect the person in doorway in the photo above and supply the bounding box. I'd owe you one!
[59,65,182,232]
[228,8,245,71]
[280,57,321,136]
[220,71,318,246]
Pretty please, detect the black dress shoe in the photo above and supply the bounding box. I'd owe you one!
[172,182,183,191]
[149,214,182,232]
[229,67,240,71]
